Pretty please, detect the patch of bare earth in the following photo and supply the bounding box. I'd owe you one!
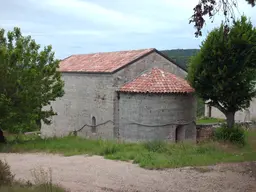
[0,153,255,192]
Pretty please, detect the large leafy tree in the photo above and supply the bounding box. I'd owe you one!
[187,16,256,128]
[0,27,64,133]
[190,0,256,37]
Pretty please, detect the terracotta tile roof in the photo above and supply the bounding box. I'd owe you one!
[119,68,194,94]
[59,48,155,73]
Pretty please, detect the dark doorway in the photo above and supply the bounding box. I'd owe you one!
[175,125,184,142]
[92,116,96,133]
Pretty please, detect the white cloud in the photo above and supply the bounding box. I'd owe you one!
[28,0,176,33]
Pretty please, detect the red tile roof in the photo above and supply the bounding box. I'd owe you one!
[59,48,155,73]
[119,68,194,94]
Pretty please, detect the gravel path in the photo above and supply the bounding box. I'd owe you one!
[1,153,256,192]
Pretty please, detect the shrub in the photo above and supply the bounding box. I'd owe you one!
[143,140,168,153]
[0,160,14,186]
[214,124,246,145]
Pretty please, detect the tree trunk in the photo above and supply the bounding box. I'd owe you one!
[225,112,235,128]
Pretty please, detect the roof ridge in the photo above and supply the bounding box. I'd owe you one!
[69,48,155,57]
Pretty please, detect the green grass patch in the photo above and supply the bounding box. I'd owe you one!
[1,130,256,169]
[196,117,225,124]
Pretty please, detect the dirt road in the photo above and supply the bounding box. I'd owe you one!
[1,153,256,192]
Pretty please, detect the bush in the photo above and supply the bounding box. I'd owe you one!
[0,160,14,186]
[214,124,246,145]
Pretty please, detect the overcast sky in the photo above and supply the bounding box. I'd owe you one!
[0,0,255,59]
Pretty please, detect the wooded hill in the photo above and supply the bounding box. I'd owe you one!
[161,49,199,71]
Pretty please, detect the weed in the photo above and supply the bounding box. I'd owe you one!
[0,160,67,191]
[0,159,14,186]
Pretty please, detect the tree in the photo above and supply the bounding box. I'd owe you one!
[0,27,64,133]
[187,16,256,128]
[190,0,256,37]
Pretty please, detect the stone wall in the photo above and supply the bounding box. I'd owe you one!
[118,93,197,142]
[41,73,115,138]
[196,125,217,142]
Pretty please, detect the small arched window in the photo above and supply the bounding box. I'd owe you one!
[92,116,96,133]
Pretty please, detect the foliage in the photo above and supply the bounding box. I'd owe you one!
[2,130,256,169]
[214,124,246,145]
[187,16,256,128]
[0,27,64,133]
[0,160,14,186]
[190,0,256,37]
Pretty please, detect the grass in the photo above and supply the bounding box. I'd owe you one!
[196,117,226,124]
[1,130,256,169]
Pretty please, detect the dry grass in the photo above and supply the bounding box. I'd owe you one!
[0,159,67,192]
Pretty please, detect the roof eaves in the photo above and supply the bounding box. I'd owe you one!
[117,90,194,94]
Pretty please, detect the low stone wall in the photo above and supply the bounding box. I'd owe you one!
[196,121,256,142]
[196,124,218,142]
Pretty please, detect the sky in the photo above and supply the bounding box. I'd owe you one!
[0,0,255,59]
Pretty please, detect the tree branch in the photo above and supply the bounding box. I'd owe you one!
[190,0,255,37]
[208,100,226,114]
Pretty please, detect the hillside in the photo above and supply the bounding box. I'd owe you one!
[161,49,199,71]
